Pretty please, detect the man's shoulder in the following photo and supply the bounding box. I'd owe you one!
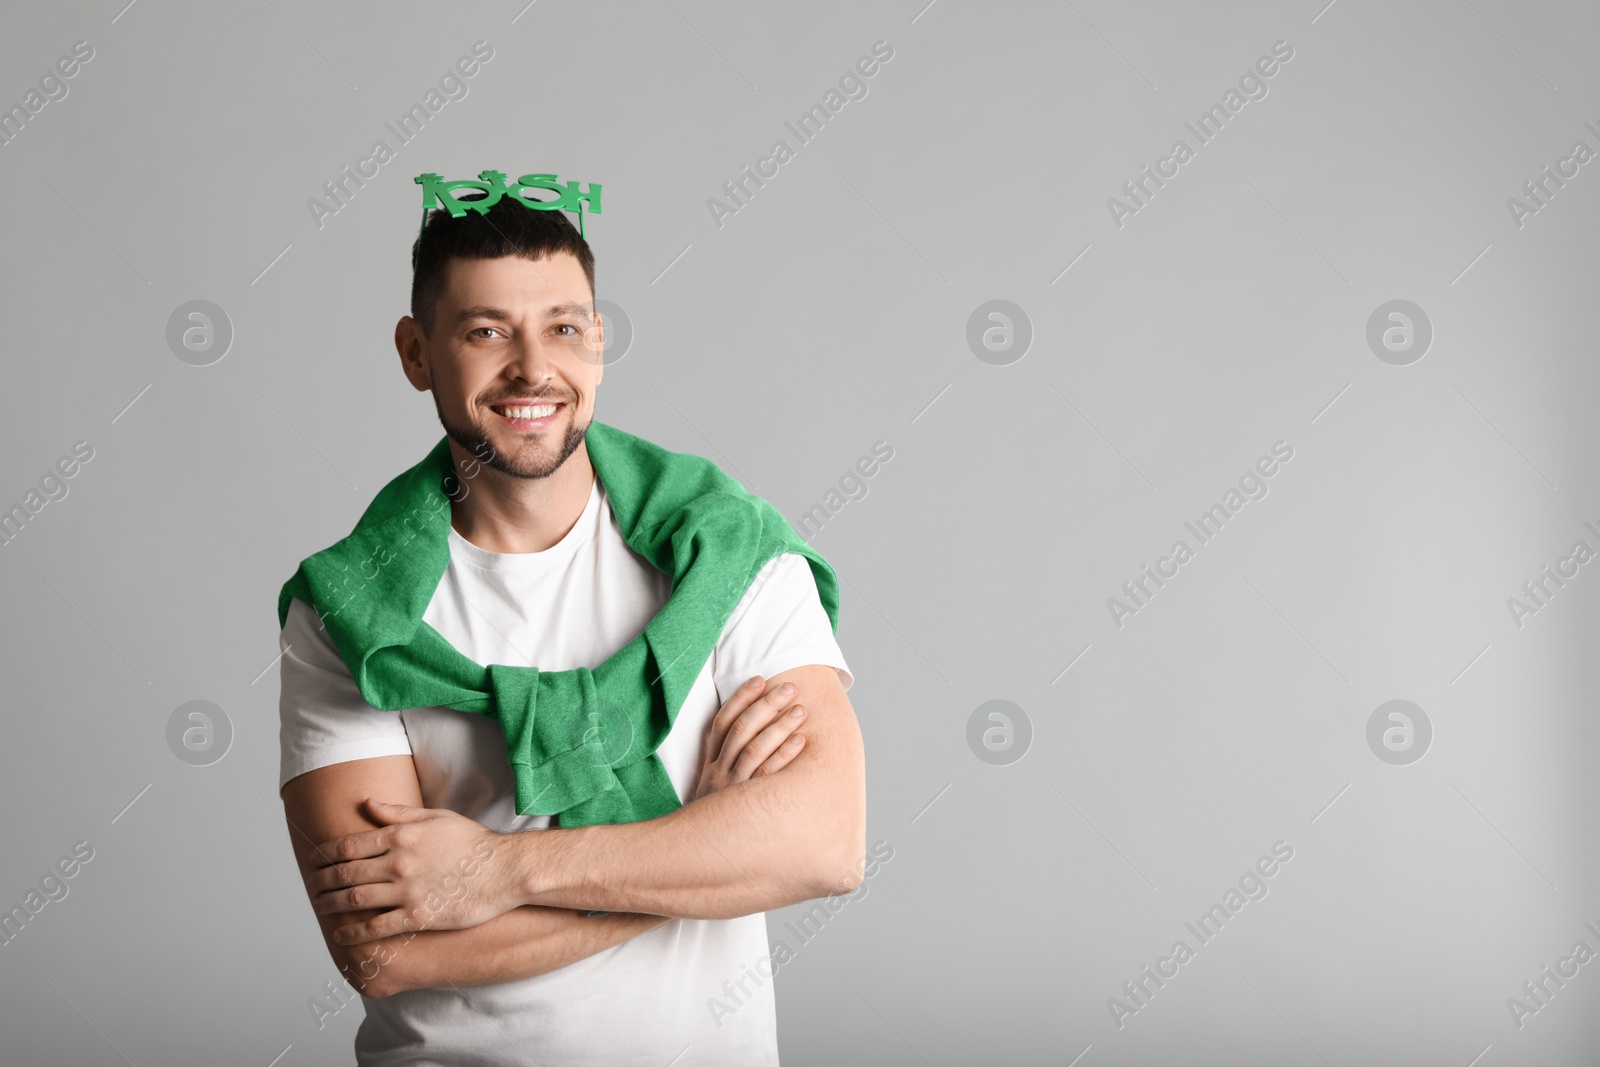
[588,420,734,498]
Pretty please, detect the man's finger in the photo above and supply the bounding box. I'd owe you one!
[314,883,408,916]
[365,798,431,823]
[341,907,434,944]
[704,676,767,764]
[753,734,806,777]
[717,683,796,768]
[309,829,389,868]
[759,681,796,714]
[332,918,387,946]
[732,706,807,781]
[305,857,390,895]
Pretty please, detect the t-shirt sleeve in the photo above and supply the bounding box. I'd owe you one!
[712,552,854,704]
[277,597,413,794]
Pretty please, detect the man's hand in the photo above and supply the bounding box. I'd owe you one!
[511,663,863,919]
[310,674,815,941]
[692,675,808,802]
[305,799,516,946]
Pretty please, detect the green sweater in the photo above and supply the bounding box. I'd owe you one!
[277,420,839,828]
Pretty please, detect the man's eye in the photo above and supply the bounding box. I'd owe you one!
[472,327,503,339]
[554,323,582,337]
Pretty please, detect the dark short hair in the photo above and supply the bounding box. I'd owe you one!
[409,194,596,338]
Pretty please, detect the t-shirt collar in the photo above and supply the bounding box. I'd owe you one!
[445,475,603,573]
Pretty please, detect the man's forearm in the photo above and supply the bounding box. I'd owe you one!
[352,904,670,998]
[509,772,862,920]
[507,666,868,920]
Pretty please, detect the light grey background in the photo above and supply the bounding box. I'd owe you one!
[2,1,1596,1064]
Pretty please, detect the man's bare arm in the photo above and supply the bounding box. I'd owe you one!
[285,674,819,987]
[281,755,666,998]
[345,906,671,998]
[304,667,861,934]
[510,663,866,920]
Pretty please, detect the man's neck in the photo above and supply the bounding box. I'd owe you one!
[446,440,596,554]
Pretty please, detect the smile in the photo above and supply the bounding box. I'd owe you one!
[491,401,564,430]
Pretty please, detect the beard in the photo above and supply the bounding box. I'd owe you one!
[432,390,589,481]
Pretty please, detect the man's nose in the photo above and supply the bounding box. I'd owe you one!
[506,335,559,392]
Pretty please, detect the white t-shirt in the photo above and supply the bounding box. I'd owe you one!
[277,473,853,1066]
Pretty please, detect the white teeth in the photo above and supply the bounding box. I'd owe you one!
[501,403,557,420]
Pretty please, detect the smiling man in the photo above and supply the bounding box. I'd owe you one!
[274,179,865,1066]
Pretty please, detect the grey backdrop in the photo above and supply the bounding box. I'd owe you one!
[2,1,1597,1064]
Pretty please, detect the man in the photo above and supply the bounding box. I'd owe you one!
[275,185,865,1065]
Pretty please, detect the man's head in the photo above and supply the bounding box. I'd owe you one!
[397,196,601,481]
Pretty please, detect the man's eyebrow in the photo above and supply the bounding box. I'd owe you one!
[545,301,593,319]
[452,302,592,325]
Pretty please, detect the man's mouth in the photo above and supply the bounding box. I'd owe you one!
[489,401,565,430]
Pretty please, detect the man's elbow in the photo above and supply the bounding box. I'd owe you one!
[812,862,862,900]
[740,822,864,911]
[807,820,868,899]
[334,939,409,1000]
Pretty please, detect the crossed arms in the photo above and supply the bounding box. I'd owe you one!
[279,664,865,999]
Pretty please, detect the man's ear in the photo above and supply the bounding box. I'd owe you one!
[395,317,432,392]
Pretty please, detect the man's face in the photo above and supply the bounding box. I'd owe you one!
[404,251,603,480]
